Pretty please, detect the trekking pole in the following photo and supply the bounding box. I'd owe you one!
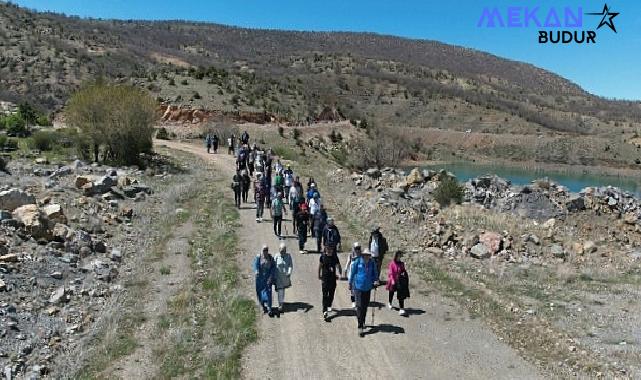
[371,285,377,325]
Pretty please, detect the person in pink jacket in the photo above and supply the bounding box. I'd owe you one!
[386,250,409,316]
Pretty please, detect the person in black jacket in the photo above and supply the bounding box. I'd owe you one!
[231,170,242,208]
[318,246,342,321]
[368,226,388,281]
[241,170,251,203]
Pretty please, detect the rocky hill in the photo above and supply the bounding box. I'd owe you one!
[2,1,641,136]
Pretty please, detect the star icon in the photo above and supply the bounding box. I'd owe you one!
[586,4,620,33]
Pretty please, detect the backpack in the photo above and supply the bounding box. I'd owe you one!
[325,227,339,247]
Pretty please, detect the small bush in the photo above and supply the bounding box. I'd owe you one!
[30,130,58,151]
[328,130,342,143]
[156,127,170,140]
[433,176,464,207]
[36,115,52,126]
[292,128,301,141]
[168,78,176,86]
[278,126,284,137]
[0,156,7,172]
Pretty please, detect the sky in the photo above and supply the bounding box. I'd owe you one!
[12,0,641,100]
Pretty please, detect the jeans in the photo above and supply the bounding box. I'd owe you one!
[354,289,372,328]
[256,200,264,219]
[277,288,286,307]
[389,289,405,309]
[273,214,283,236]
[234,189,241,207]
[322,280,337,312]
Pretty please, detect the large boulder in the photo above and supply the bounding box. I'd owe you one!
[75,176,91,189]
[479,232,502,254]
[470,243,490,259]
[365,168,381,178]
[406,168,424,186]
[0,189,36,211]
[43,203,66,225]
[12,204,48,238]
[566,196,586,212]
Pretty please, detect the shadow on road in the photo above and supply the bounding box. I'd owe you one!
[364,324,405,335]
[284,302,314,313]
[327,308,356,322]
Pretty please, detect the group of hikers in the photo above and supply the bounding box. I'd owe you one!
[212,130,411,337]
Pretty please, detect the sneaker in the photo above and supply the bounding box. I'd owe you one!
[387,302,393,310]
[299,250,305,254]
[399,309,406,316]
[352,302,356,309]
[256,218,260,222]
[323,311,329,320]
[327,307,333,313]
[358,327,364,337]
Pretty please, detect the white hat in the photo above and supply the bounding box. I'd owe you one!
[361,249,372,256]
[279,242,286,252]
[353,242,361,248]
[262,244,268,252]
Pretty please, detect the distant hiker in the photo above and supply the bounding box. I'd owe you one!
[248,149,256,176]
[274,159,283,175]
[241,170,251,203]
[274,170,284,196]
[288,177,300,209]
[241,130,250,145]
[231,170,242,208]
[307,177,316,192]
[318,246,342,321]
[296,200,309,253]
[283,165,294,204]
[349,249,379,337]
[314,205,328,253]
[254,245,276,317]
[205,134,212,154]
[345,242,363,308]
[237,145,248,171]
[228,134,235,155]
[265,149,273,172]
[212,134,219,154]
[322,217,341,253]
[271,192,287,239]
[369,226,389,281]
[255,173,267,222]
[306,183,318,204]
[309,193,322,236]
[387,250,410,316]
[274,242,293,313]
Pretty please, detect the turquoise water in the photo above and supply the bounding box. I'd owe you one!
[415,163,641,195]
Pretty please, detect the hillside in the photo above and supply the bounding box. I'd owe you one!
[2,1,641,167]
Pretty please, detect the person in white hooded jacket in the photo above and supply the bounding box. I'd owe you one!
[274,243,294,313]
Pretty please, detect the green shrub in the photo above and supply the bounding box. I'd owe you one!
[30,130,58,151]
[156,127,170,140]
[291,128,301,141]
[278,126,284,137]
[36,115,52,126]
[0,156,7,172]
[433,176,465,207]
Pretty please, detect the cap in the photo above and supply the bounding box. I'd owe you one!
[361,249,372,255]
[353,242,360,248]
[279,242,286,252]
[262,244,268,252]
[371,225,380,232]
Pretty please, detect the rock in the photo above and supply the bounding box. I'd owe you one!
[422,170,436,180]
[12,204,48,238]
[121,207,133,219]
[35,157,49,165]
[479,232,502,254]
[572,242,584,255]
[389,188,405,200]
[470,243,490,259]
[49,286,67,304]
[425,247,444,257]
[50,272,63,280]
[543,218,556,229]
[566,196,586,212]
[52,223,71,242]
[75,176,91,189]
[583,240,597,254]
[110,249,122,262]
[42,203,66,225]
[550,244,565,258]
[406,168,424,186]
[365,168,381,179]
[79,246,92,258]
[0,189,37,211]
[117,176,134,187]
[93,240,107,253]
[608,197,617,206]
[0,278,5,291]
[0,210,11,220]
[624,213,638,225]
[0,253,18,262]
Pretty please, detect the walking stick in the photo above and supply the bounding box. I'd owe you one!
[371,285,377,325]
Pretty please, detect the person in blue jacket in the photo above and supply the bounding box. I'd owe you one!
[253,244,276,317]
[348,249,379,337]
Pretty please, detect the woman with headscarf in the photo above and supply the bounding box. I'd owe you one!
[253,244,276,317]
[274,243,294,313]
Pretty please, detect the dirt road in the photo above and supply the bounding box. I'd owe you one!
[160,140,542,380]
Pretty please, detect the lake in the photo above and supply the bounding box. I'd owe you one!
[412,163,641,195]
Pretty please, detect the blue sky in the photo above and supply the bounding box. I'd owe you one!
[12,0,641,100]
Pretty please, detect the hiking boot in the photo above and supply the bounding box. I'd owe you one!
[268,310,274,318]
[387,302,393,310]
[399,309,406,316]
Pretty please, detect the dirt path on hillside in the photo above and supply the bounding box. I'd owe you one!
[160,140,542,380]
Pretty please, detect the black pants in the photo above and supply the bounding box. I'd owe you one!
[228,147,234,155]
[310,215,316,237]
[322,280,336,312]
[213,142,218,153]
[242,187,249,203]
[273,215,283,236]
[375,256,384,279]
[389,290,405,309]
[234,189,241,208]
[298,225,307,250]
[316,234,323,253]
[207,144,211,153]
[256,200,264,219]
[354,289,372,328]
[248,163,254,176]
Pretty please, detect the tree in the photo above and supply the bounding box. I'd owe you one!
[66,82,157,165]
[18,102,38,125]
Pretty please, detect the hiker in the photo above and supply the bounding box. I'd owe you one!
[369,226,389,281]
[283,165,294,204]
[322,217,341,253]
[254,173,267,222]
[309,193,321,237]
[212,134,219,154]
[349,249,379,337]
[231,170,242,208]
[254,245,276,317]
[205,134,212,154]
[271,192,287,239]
[306,183,318,204]
[274,159,283,175]
[241,130,250,145]
[248,149,255,176]
[228,134,236,155]
[318,246,342,321]
[345,242,363,308]
[387,250,410,316]
[314,205,328,252]
[274,170,284,196]
[296,200,309,253]
[237,145,248,172]
[274,242,293,313]
[307,177,316,192]
[288,176,300,209]
[241,170,251,203]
